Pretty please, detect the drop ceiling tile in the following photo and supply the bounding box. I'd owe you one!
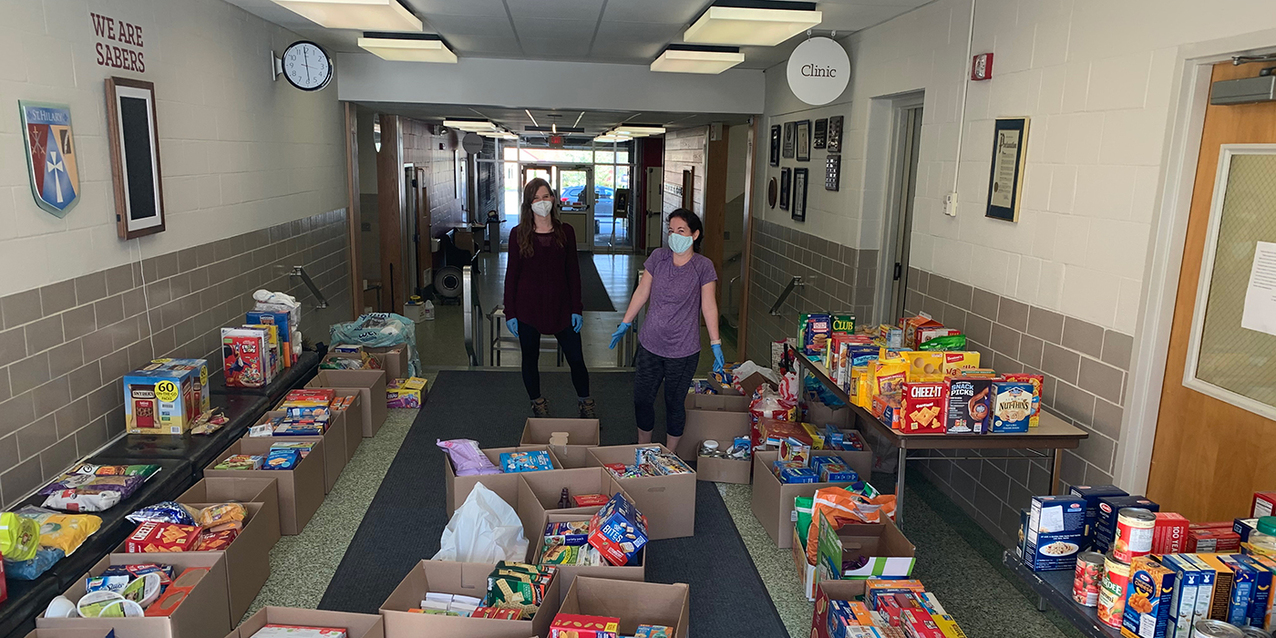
[404,0,510,18]
[593,20,681,42]
[424,14,515,37]
[591,40,664,60]
[505,0,606,19]
[519,36,592,58]
[512,16,600,40]
[602,0,708,24]
[443,34,524,56]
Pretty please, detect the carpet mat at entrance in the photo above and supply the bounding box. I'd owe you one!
[317,369,786,638]
[578,252,617,312]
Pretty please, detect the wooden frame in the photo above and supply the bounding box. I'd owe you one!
[792,168,808,222]
[796,120,811,161]
[106,77,166,239]
[985,117,1029,222]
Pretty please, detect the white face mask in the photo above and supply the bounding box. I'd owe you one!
[531,200,553,217]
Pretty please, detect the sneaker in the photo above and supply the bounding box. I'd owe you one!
[578,398,597,419]
[531,397,551,418]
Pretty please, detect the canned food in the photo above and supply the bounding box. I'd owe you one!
[1096,552,1132,628]
[1192,619,1244,638]
[1240,627,1271,638]
[1114,507,1156,562]
[1072,551,1104,606]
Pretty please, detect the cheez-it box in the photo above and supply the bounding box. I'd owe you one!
[901,383,946,434]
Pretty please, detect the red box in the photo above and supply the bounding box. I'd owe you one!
[900,609,945,638]
[1152,512,1190,554]
[125,522,202,552]
[550,613,619,638]
[572,494,609,508]
[1186,527,1240,553]
[1253,492,1276,518]
[901,382,947,434]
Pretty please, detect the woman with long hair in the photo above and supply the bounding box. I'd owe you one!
[503,177,595,418]
[609,208,723,452]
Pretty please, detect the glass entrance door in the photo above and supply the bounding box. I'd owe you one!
[555,166,593,250]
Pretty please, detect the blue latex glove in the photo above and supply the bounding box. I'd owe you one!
[506,318,519,337]
[711,343,725,373]
[609,322,632,349]
[571,313,583,333]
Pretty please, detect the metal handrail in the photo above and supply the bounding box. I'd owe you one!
[288,266,329,309]
[769,275,806,316]
[462,266,482,367]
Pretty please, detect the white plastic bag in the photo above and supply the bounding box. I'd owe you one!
[432,484,528,563]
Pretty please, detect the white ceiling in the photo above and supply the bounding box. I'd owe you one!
[355,102,753,137]
[224,0,932,69]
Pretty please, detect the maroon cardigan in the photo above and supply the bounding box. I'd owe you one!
[503,224,582,334]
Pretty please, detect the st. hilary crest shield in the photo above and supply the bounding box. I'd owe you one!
[20,101,79,217]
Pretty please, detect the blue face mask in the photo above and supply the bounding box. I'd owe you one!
[668,232,694,254]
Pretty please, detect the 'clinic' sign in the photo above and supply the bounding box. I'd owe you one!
[786,37,850,106]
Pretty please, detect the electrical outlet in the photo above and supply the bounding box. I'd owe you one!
[944,193,959,217]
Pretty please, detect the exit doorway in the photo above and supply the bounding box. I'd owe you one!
[521,163,594,250]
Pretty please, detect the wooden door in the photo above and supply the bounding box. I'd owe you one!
[414,167,431,294]
[1147,61,1276,520]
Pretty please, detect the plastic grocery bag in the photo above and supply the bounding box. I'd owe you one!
[432,483,528,563]
[330,313,422,377]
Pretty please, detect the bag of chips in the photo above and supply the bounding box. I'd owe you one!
[3,546,63,580]
[804,486,898,567]
[0,512,40,561]
[15,505,102,556]
[126,501,198,526]
[437,439,501,476]
[42,489,121,512]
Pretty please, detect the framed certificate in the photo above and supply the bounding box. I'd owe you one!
[985,117,1029,222]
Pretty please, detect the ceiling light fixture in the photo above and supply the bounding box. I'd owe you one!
[443,119,497,132]
[525,125,585,133]
[272,0,422,32]
[651,44,744,74]
[611,125,666,137]
[357,32,456,63]
[683,1,821,47]
[594,133,632,143]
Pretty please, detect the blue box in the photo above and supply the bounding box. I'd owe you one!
[1068,484,1127,549]
[1233,518,1259,542]
[1093,494,1159,553]
[1234,555,1272,628]
[1219,555,1256,626]
[1024,495,1086,571]
[989,382,1034,433]
[780,467,818,484]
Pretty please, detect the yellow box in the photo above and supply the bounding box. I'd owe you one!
[939,352,981,376]
[901,351,945,382]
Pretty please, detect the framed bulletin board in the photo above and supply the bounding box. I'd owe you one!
[1185,145,1276,419]
[106,77,166,239]
[985,117,1029,222]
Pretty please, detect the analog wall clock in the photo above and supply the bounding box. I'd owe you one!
[279,41,333,91]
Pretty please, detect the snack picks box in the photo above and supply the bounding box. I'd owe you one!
[944,377,991,434]
[901,382,946,434]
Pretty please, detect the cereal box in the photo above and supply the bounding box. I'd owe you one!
[990,382,1034,433]
[943,377,992,434]
[801,313,833,358]
[1003,373,1043,427]
[222,328,270,388]
[247,310,293,368]
[902,351,945,383]
[940,351,981,376]
[1122,556,1175,638]
[901,382,947,434]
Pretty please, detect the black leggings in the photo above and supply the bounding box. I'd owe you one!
[516,320,590,400]
[633,344,699,437]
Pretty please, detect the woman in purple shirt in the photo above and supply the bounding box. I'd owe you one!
[504,178,594,419]
[609,209,724,452]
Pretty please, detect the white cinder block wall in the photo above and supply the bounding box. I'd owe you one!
[0,0,346,296]
[750,0,1276,543]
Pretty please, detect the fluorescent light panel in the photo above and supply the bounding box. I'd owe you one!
[683,3,822,47]
[613,125,666,136]
[443,119,496,131]
[358,33,456,62]
[594,134,632,143]
[651,45,744,74]
[272,0,422,31]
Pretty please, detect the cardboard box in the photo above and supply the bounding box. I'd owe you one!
[557,577,689,638]
[532,510,646,603]
[38,553,231,638]
[306,371,387,437]
[750,450,857,549]
[124,367,201,435]
[694,455,751,484]
[790,519,916,600]
[224,607,384,638]
[119,501,280,623]
[324,391,364,462]
[711,371,774,397]
[367,346,409,382]
[805,400,852,428]
[817,444,873,481]
[520,419,600,468]
[514,469,627,542]
[443,445,564,516]
[379,560,560,638]
[585,445,696,540]
[810,579,867,638]
[676,394,751,461]
[252,411,346,493]
[23,630,114,638]
[203,438,327,535]
[177,477,280,527]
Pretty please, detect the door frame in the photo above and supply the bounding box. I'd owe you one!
[1120,36,1276,494]
[869,91,925,327]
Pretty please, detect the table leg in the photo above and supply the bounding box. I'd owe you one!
[895,447,907,528]
[1049,448,1062,495]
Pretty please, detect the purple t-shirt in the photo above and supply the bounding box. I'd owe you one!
[638,248,717,358]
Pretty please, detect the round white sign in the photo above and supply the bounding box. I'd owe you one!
[786,37,851,106]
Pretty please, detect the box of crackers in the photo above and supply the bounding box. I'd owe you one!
[125,521,202,552]
[589,492,648,567]
[901,382,947,434]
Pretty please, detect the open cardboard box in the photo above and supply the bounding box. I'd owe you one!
[251,411,346,493]
[38,553,231,638]
[23,630,118,638]
[751,450,858,549]
[379,560,560,638]
[443,445,564,516]
[117,501,280,623]
[306,370,387,437]
[203,438,326,535]
[694,453,751,484]
[810,579,868,638]
[557,576,689,638]
[178,477,280,518]
[804,399,853,428]
[224,607,384,638]
[514,469,627,549]
[710,370,774,397]
[519,419,599,468]
[790,518,915,601]
[532,510,646,603]
[330,391,364,462]
[675,394,751,460]
[586,445,695,540]
[326,346,408,382]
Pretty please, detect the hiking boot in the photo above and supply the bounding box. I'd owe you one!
[531,397,551,418]
[578,398,597,419]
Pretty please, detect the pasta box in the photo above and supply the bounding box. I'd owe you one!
[1067,485,1127,549]
[1024,495,1085,572]
[1095,496,1159,553]
[989,382,1034,433]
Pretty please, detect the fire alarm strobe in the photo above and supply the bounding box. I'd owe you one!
[971,52,993,81]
